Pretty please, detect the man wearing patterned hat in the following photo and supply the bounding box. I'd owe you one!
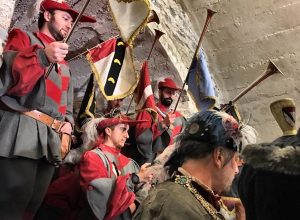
[79,114,153,220]
[0,1,95,219]
[134,110,255,220]
[135,77,186,164]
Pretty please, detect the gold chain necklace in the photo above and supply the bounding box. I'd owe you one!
[174,175,224,220]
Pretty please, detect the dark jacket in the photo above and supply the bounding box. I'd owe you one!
[238,143,300,220]
[134,181,214,220]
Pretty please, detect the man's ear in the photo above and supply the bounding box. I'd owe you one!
[158,89,163,97]
[105,127,112,137]
[44,11,52,22]
[212,147,224,169]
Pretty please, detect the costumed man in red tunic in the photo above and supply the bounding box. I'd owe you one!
[79,114,153,220]
[135,77,186,164]
[33,86,126,220]
[0,1,95,219]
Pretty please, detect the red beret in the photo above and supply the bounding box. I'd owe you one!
[41,0,96,23]
[158,78,180,90]
[97,115,148,131]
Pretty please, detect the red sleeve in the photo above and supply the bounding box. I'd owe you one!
[152,119,164,140]
[135,110,153,138]
[4,28,31,51]
[79,151,110,190]
[152,114,166,140]
[105,174,135,220]
[45,166,81,210]
[79,151,135,220]
[4,28,47,96]
[135,110,166,141]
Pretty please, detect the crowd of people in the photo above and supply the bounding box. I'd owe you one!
[0,1,299,220]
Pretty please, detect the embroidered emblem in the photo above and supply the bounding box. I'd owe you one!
[282,107,295,127]
[189,123,200,134]
[222,115,239,139]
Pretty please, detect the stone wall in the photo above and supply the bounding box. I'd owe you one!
[0,0,17,66]
[153,0,300,142]
[7,0,300,142]
[9,0,192,119]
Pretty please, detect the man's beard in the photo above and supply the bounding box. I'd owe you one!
[48,18,64,41]
[222,184,232,194]
[161,97,173,107]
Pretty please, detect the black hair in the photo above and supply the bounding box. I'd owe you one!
[37,10,54,29]
[103,109,122,118]
[164,141,235,176]
[164,141,213,176]
[219,147,236,168]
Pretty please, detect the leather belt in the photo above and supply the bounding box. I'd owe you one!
[22,110,64,133]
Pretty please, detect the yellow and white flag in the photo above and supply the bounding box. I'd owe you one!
[109,0,150,45]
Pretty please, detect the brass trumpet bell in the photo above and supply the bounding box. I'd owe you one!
[147,10,160,24]
[231,60,284,104]
[153,29,165,40]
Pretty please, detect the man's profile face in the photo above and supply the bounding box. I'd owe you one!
[108,99,124,111]
[159,88,177,107]
[47,10,73,41]
[107,123,129,149]
[218,152,240,193]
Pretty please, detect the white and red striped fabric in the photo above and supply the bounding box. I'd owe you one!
[134,61,156,110]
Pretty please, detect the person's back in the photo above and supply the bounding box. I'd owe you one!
[134,180,213,220]
[238,98,300,220]
[239,141,300,220]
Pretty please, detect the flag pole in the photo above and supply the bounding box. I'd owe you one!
[66,35,119,62]
[68,9,161,63]
[173,9,216,113]
[125,29,165,114]
[45,0,92,78]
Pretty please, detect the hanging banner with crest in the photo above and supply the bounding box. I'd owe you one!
[86,37,138,100]
[134,61,156,111]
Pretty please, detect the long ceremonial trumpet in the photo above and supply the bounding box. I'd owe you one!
[147,29,165,60]
[173,9,217,112]
[222,60,284,111]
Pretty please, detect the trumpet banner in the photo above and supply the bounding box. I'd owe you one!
[108,0,150,45]
[134,61,156,110]
[187,49,216,111]
[86,37,138,100]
